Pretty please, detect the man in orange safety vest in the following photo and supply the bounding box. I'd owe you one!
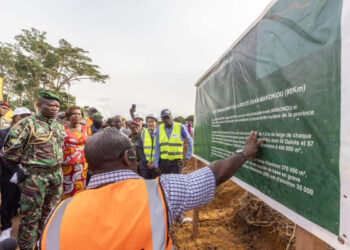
[40,128,264,249]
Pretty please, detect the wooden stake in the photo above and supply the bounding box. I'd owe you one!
[192,208,199,240]
[192,158,199,240]
[295,226,326,250]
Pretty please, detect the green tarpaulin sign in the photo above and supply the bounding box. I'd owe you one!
[193,0,350,248]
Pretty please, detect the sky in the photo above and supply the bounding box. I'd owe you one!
[1,0,271,119]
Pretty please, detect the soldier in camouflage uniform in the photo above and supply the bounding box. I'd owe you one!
[1,91,65,250]
[0,101,11,129]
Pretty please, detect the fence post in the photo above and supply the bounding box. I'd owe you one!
[192,158,199,240]
[295,226,326,250]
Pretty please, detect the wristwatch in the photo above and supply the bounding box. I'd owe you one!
[235,149,248,161]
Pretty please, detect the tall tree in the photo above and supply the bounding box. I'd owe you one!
[0,28,109,111]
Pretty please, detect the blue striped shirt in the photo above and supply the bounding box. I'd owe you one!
[87,167,216,225]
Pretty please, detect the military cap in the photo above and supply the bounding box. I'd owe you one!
[130,120,140,127]
[0,101,10,108]
[92,112,103,119]
[38,91,61,103]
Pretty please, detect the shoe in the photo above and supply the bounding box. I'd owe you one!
[176,215,184,223]
[0,228,11,241]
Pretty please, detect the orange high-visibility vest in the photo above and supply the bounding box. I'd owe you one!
[40,178,173,250]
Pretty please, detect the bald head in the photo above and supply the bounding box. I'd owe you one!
[85,128,135,174]
[112,115,123,129]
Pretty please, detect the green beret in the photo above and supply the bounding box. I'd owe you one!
[92,112,103,119]
[39,91,61,103]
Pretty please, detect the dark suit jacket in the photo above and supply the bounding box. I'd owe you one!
[0,127,12,177]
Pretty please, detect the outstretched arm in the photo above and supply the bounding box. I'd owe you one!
[209,131,265,186]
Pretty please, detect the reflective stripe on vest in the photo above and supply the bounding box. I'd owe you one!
[159,122,183,160]
[145,180,165,248]
[40,179,172,250]
[141,128,156,162]
[43,198,72,250]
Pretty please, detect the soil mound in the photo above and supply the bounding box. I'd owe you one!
[171,157,296,249]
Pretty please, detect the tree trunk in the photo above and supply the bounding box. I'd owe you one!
[33,93,39,114]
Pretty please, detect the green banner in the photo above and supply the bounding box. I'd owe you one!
[194,0,341,234]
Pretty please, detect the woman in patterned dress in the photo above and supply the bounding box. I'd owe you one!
[62,106,91,199]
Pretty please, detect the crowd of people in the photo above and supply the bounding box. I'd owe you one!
[0,91,264,250]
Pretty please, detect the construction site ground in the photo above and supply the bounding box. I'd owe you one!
[171,157,297,250]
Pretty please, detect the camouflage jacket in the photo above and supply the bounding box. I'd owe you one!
[0,117,11,129]
[1,114,65,168]
[130,133,141,162]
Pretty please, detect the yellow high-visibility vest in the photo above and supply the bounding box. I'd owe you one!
[141,128,156,162]
[159,122,183,160]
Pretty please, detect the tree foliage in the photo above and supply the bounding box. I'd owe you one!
[55,91,76,111]
[174,116,185,124]
[185,115,194,123]
[174,115,194,124]
[0,28,109,111]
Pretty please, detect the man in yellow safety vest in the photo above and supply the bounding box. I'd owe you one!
[153,109,193,175]
[138,114,158,179]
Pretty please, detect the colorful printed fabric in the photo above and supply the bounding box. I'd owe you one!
[62,125,91,199]
[62,162,88,200]
[85,117,93,128]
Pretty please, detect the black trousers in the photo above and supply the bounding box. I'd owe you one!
[140,168,157,179]
[159,159,182,174]
[0,175,20,231]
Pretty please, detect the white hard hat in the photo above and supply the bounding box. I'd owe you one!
[133,114,143,121]
[13,107,31,117]
[146,114,158,122]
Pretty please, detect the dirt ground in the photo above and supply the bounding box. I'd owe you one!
[171,157,296,250]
